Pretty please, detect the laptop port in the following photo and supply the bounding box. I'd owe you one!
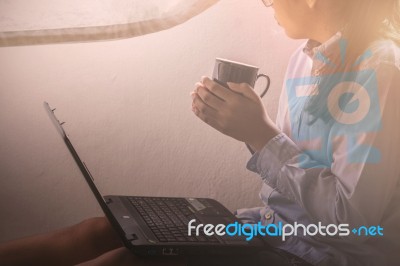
[162,247,179,256]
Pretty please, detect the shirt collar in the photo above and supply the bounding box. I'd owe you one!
[303,32,343,59]
[303,32,343,75]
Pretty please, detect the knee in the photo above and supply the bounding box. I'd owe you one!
[79,217,111,234]
[67,217,122,259]
[79,217,116,241]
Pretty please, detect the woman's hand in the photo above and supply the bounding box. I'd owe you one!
[191,77,280,152]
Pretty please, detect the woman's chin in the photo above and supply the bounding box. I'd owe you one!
[283,29,306,40]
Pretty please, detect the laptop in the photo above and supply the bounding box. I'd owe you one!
[43,101,266,257]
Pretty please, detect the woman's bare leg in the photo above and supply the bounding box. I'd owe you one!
[0,217,122,266]
[77,247,186,266]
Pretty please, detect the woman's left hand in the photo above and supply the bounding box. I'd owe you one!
[191,76,280,152]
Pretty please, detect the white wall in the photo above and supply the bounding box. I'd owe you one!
[0,0,300,242]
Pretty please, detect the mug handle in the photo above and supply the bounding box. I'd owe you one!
[256,74,271,98]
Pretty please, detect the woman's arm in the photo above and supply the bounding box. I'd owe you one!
[247,63,400,227]
[192,64,400,229]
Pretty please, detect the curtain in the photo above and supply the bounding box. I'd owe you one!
[0,0,219,47]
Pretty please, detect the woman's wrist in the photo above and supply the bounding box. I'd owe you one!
[247,120,280,153]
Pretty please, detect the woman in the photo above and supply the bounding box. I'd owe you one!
[191,0,400,265]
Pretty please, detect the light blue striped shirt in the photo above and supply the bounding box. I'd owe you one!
[238,33,400,266]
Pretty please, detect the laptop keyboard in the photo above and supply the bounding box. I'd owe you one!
[128,197,220,243]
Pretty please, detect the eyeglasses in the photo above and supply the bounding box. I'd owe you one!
[261,0,273,7]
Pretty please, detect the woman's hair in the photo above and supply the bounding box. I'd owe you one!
[298,0,400,130]
[342,0,400,59]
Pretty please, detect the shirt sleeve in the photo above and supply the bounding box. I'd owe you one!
[247,63,400,229]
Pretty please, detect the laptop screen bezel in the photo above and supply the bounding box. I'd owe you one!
[43,101,129,245]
